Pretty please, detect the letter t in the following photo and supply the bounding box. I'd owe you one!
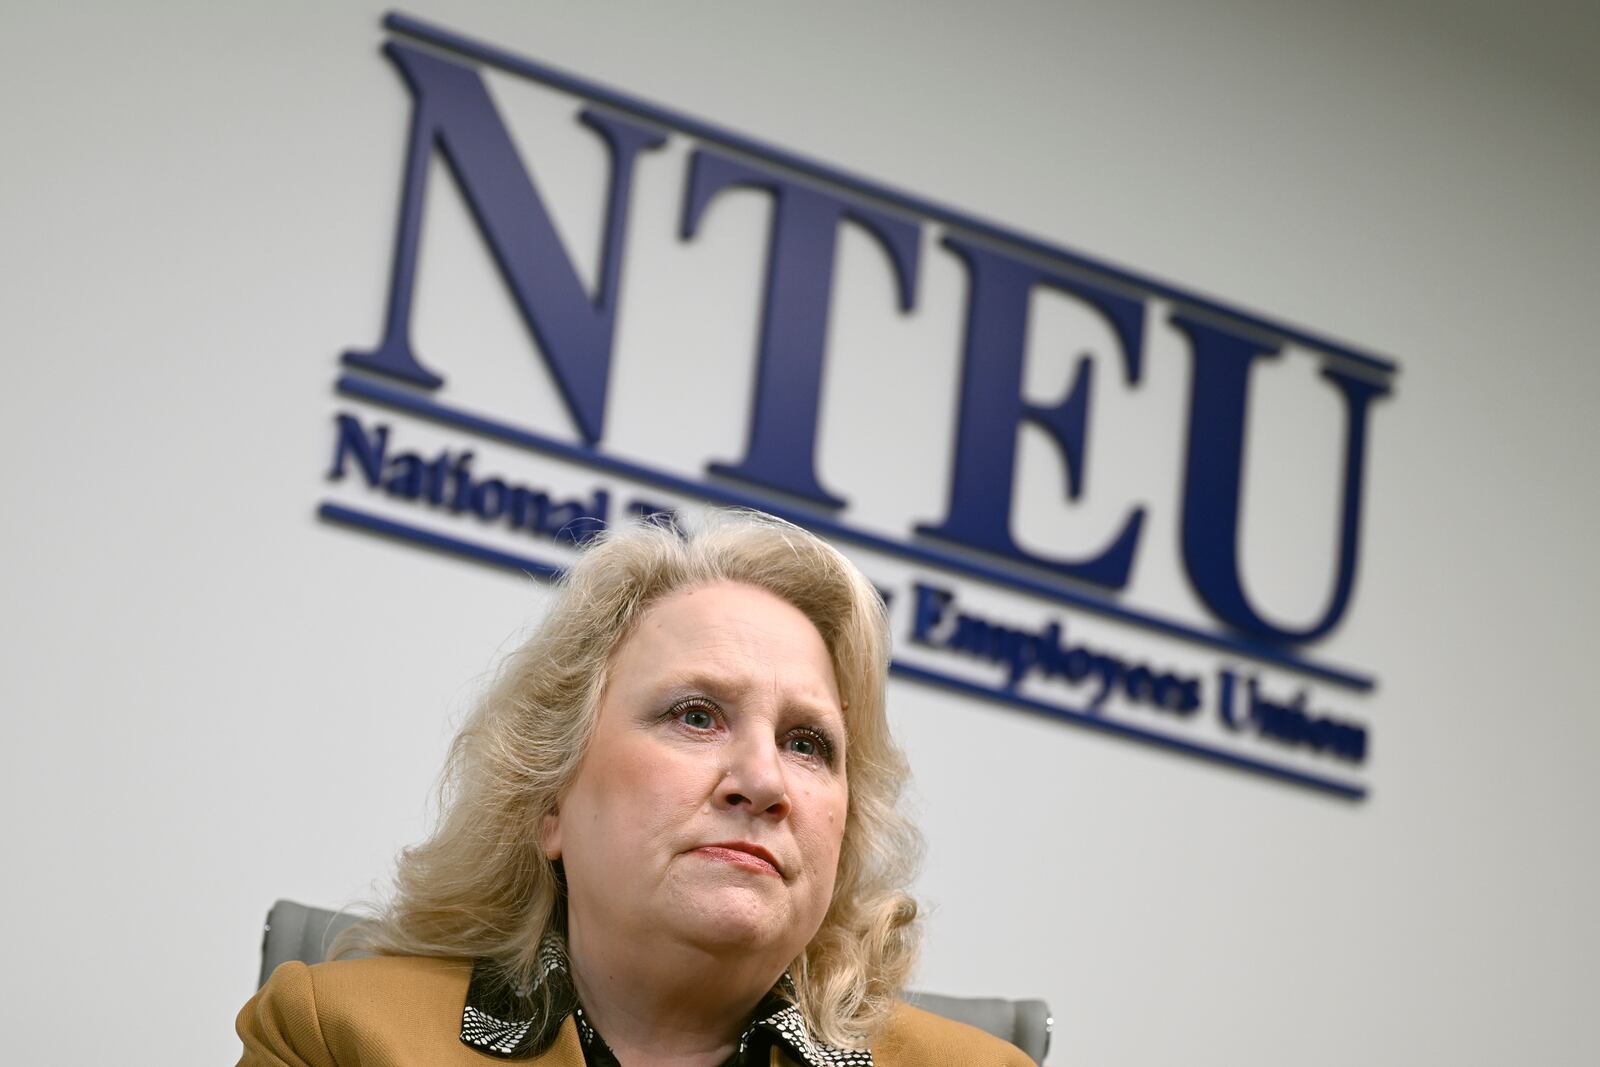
[681,149,921,509]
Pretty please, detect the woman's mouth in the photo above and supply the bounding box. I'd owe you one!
[693,842,782,876]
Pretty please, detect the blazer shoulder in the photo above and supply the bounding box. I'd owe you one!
[239,956,478,1066]
[292,953,475,1005]
[871,1002,1037,1067]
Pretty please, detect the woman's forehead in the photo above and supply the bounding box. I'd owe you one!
[608,581,843,710]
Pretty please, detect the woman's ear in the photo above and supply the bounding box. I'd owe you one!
[539,809,562,860]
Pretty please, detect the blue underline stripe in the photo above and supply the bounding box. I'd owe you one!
[335,374,1376,693]
[382,10,1398,378]
[319,501,565,580]
[888,663,1366,800]
[318,501,1365,801]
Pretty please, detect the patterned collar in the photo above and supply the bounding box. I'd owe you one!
[459,938,872,1066]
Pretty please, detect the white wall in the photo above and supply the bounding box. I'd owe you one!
[2,2,1595,1064]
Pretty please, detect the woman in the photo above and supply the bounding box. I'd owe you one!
[238,512,1032,1066]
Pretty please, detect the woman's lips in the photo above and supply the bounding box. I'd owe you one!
[694,843,782,876]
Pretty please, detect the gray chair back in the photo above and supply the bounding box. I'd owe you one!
[259,900,1052,1063]
[259,899,366,987]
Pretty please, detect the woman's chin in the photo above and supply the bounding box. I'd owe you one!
[664,885,798,956]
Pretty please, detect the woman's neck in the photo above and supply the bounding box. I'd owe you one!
[565,931,783,1067]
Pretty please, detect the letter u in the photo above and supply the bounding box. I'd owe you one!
[1173,313,1391,645]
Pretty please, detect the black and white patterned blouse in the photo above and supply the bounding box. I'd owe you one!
[459,937,872,1066]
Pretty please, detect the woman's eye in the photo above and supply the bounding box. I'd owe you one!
[784,729,833,763]
[670,700,719,730]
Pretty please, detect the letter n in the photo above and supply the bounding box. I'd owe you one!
[344,43,666,445]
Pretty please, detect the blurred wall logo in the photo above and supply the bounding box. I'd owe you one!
[322,13,1398,800]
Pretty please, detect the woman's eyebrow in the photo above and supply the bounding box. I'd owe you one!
[655,671,841,720]
[654,670,740,698]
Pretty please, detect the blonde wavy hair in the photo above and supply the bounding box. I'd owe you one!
[343,511,922,1048]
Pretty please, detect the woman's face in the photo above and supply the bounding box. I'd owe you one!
[544,581,850,969]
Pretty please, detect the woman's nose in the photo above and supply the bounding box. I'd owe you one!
[715,736,790,819]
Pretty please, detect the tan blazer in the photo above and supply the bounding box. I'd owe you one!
[237,956,1034,1067]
